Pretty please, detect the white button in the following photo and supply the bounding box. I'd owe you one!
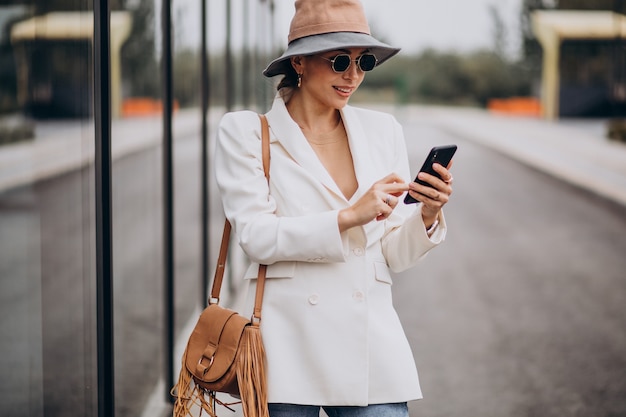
[353,291,364,302]
[308,294,319,305]
[353,247,364,256]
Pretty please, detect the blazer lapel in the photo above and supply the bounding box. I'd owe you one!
[266,97,345,200]
[340,105,378,202]
[265,97,379,204]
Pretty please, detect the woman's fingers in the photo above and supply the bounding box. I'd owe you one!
[380,172,406,184]
[339,174,412,231]
[418,164,452,189]
[374,173,409,197]
[369,174,409,221]
[407,163,454,215]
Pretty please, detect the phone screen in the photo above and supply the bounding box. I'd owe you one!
[404,144,457,204]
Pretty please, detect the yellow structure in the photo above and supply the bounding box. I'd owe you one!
[10,11,132,118]
[531,10,626,120]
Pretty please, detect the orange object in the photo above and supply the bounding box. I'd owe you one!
[122,98,179,117]
[487,97,542,117]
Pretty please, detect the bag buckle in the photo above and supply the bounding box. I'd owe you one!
[198,355,215,375]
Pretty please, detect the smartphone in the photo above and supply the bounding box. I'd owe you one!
[404,144,457,204]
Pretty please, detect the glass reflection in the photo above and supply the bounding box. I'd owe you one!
[113,0,164,416]
[0,1,97,416]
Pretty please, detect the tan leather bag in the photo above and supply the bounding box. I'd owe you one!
[172,114,270,417]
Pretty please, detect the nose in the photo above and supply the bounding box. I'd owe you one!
[343,59,360,80]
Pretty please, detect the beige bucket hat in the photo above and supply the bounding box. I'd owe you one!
[263,0,400,77]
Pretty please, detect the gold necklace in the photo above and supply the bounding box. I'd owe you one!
[300,118,346,146]
[307,133,346,146]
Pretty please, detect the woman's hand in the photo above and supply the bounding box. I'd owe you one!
[338,173,408,232]
[406,162,454,228]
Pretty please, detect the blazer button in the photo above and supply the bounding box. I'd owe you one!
[353,247,364,256]
[352,291,365,302]
[308,294,320,305]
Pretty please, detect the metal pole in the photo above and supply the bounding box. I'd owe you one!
[613,0,625,117]
[257,0,267,110]
[201,0,210,305]
[243,0,250,107]
[93,0,115,415]
[255,0,262,109]
[225,0,236,293]
[267,0,277,110]
[226,0,233,111]
[259,0,267,108]
[161,0,175,403]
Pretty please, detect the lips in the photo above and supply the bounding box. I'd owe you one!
[334,86,354,95]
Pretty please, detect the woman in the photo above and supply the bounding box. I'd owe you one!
[214,1,454,416]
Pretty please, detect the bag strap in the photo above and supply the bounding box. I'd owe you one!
[210,114,270,324]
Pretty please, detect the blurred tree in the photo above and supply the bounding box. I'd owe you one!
[119,0,160,99]
[462,50,531,105]
[520,0,557,95]
[0,5,25,114]
[413,50,470,103]
[488,4,507,60]
[173,49,200,107]
[361,48,532,107]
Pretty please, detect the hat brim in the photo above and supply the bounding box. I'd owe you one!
[263,32,400,78]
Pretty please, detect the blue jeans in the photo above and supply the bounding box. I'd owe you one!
[268,402,409,417]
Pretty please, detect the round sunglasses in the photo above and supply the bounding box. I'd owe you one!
[320,53,378,73]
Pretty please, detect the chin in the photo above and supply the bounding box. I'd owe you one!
[331,97,350,109]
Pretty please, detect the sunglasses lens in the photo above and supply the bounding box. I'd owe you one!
[359,54,377,71]
[332,55,352,72]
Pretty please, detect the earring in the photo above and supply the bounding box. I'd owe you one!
[297,73,302,88]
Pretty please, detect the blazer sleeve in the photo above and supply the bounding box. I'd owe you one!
[214,111,347,265]
[379,115,447,272]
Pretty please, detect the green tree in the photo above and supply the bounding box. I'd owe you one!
[463,51,531,105]
[120,0,160,99]
[488,4,507,60]
[173,49,199,107]
[412,50,471,103]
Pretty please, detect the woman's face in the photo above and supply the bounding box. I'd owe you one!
[295,48,369,109]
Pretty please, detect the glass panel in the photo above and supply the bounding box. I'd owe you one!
[0,1,97,417]
[172,0,202,330]
[113,0,164,415]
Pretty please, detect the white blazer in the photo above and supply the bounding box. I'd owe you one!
[214,96,446,406]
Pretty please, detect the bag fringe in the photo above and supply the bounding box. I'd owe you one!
[236,325,269,417]
[172,347,217,417]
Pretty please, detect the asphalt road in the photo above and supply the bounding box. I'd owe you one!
[1,111,625,417]
[394,115,626,417]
